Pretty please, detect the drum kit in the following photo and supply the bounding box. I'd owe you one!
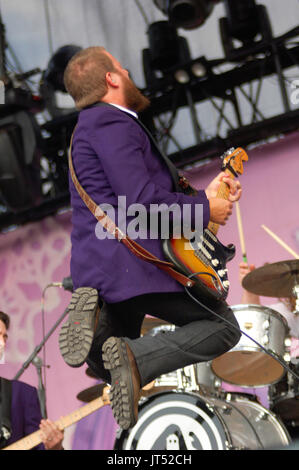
[77,260,299,450]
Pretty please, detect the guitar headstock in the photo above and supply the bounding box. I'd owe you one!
[221,147,248,177]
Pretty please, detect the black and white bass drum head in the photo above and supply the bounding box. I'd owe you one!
[114,391,229,450]
[114,391,291,450]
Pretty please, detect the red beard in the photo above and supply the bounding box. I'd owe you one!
[123,76,150,113]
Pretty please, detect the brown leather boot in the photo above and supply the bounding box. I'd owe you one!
[59,287,99,367]
[102,336,141,429]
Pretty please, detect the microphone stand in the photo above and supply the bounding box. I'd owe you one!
[14,307,69,380]
[33,356,47,419]
[13,278,73,416]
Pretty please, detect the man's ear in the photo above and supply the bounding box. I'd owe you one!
[106,72,118,88]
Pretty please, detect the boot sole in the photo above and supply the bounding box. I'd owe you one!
[59,287,98,367]
[102,337,136,430]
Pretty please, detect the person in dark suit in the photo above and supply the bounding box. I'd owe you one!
[60,46,242,430]
[0,311,64,450]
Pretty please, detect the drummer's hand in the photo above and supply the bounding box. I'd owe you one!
[239,262,256,284]
[205,172,242,202]
[239,262,261,305]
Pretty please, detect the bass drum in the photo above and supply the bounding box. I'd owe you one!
[114,391,291,450]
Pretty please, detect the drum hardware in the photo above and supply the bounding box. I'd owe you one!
[214,403,233,416]
[293,284,299,315]
[177,365,200,392]
[196,361,223,397]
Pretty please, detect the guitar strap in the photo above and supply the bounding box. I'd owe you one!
[0,377,12,448]
[68,106,196,289]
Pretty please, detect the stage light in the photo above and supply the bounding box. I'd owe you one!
[40,44,82,116]
[219,0,273,61]
[143,21,191,88]
[42,45,82,92]
[153,0,220,30]
[223,0,261,45]
[191,62,207,78]
[174,69,190,84]
[147,21,181,71]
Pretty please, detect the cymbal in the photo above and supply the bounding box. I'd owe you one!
[242,259,299,298]
[77,383,107,402]
[77,382,176,403]
[141,316,170,335]
[85,367,98,379]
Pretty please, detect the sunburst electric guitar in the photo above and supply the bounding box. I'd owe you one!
[163,147,248,301]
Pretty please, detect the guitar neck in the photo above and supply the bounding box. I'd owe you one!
[207,169,235,236]
[3,395,109,451]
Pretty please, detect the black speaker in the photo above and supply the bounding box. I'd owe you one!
[0,111,41,212]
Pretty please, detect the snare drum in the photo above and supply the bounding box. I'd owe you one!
[212,304,291,387]
[114,390,291,450]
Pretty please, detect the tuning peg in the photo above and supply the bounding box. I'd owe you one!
[220,148,235,160]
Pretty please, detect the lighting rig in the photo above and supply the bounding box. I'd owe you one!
[144,0,299,166]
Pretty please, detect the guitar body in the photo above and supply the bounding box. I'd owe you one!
[163,229,235,301]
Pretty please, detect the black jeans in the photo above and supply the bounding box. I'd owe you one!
[86,292,241,387]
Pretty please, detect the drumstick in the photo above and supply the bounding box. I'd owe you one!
[235,201,248,263]
[261,224,299,259]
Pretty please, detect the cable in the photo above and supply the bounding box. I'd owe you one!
[184,271,299,382]
[133,0,150,27]
[41,286,49,398]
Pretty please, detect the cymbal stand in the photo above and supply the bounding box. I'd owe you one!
[292,284,299,315]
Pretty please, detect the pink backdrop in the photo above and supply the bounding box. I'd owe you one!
[188,131,299,307]
[0,131,298,449]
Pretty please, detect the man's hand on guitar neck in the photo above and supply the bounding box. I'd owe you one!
[205,172,242,225]
[205,172,242,202]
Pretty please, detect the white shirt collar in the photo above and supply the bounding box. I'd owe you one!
[108,103,138,119]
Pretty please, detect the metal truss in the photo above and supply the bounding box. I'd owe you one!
[144,27,299,168]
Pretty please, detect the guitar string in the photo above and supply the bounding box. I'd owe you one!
[184,271,299,382]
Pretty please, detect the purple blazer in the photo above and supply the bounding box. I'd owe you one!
[6,380,44,450]
[69,104,210,303]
